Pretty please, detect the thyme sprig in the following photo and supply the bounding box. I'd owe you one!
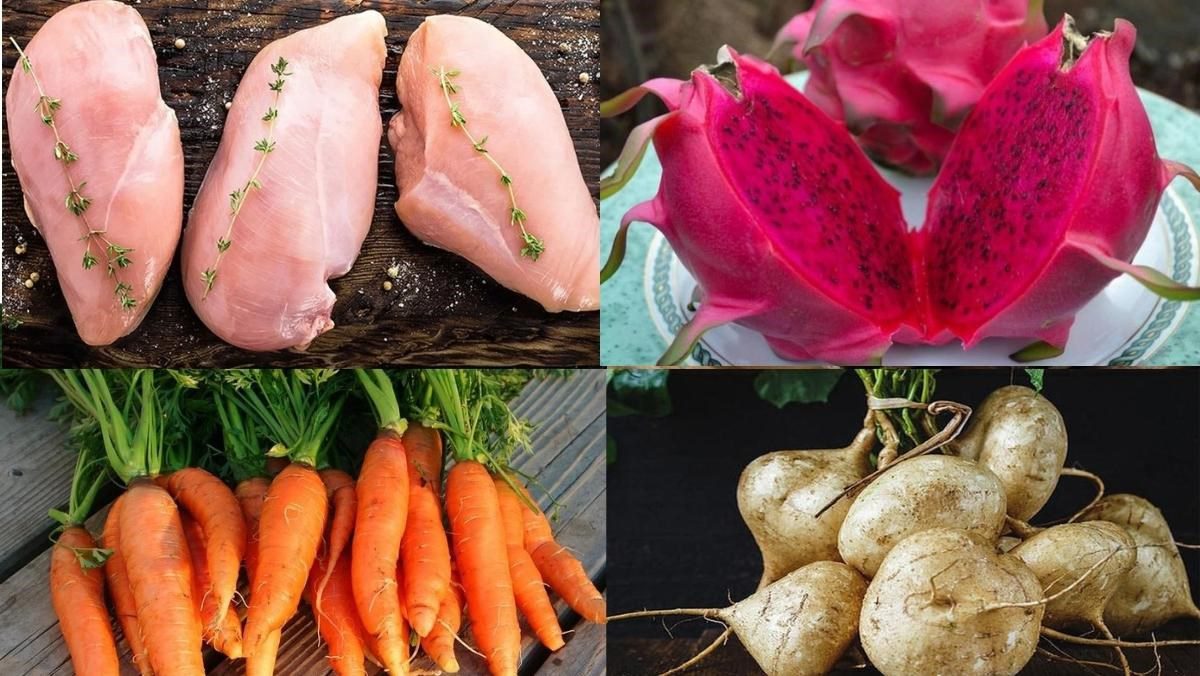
[435,66,544,260]
[202,56,291,298]
[10,38,137,310]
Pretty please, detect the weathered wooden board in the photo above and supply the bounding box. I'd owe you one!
[0,397,72,582]
[1,0,600,367]
[0,370,607,675]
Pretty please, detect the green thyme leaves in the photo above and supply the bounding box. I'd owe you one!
[434,65,545,261]
[203,55,292,299]
[10,37,138,309]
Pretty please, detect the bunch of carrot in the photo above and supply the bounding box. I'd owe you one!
[351,369,607,676]
[49,369,237,676]
[42,368,604,676]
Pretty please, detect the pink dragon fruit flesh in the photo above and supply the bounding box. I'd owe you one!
[601,16,1200,365]
[777,0,1048,175]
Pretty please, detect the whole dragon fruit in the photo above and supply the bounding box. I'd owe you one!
[777,0,1048,175]
[920,16,1200,350]
[601,16,1200,365]
[601,47,918,364]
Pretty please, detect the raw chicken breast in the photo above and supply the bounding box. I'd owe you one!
[389,15,599,312]
[6,0,183,346]
[182,11,386,351]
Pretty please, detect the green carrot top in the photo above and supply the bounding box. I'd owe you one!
[49,370,197,484]
[418,369,535,471]
[355,368,409,437]
[213,369,346,469]
[47,435,107,532]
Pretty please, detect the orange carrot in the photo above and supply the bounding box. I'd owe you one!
[306,550,370,676]
[421,567,464,673]
[400,423,451,637]
[51,526,120,676]
[518,486,606,624]
[446,461,520,676]
[102,496,153,676]
[235,477,271,583]
[157,467,246,628]
[496,479,565,650]
[352,431,410,674]
[316,468,357,612]
[243,463,328,657]
[236,477,281,676]
[119,480,205,676]
[391,559,412,666]
[180,512,244,658]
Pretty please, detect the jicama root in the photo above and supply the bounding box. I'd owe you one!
[1076,494,1200,635]
[611,562,867,676]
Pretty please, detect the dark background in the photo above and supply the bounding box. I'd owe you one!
[2,0,600,367]
[601,0,1200,166]
[608,368,1200,675]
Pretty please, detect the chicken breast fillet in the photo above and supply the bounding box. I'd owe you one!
[6,0,184,346]
[389,15,599,312]
[182,11,387,351]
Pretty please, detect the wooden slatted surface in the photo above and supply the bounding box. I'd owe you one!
[1,0,600,367]
[0,398,72,582]
[0,370,606,675]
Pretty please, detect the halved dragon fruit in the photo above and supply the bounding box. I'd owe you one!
[602,17,1200,365]
[777,0,1048,175]
[602,47,919,365]
[920,16,1200,353]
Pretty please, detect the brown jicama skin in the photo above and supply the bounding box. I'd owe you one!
[953,385,1068,521]
[1077,494,1200,635]
[610,561,867,676]
[1011,521,1136,630]
[837,455,1008,577]
[860,528,1044,676]
[737,427,875,586]
[721,562,866,676]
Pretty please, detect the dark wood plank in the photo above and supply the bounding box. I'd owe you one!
[0,398,72,582]
[2,0,600,367]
